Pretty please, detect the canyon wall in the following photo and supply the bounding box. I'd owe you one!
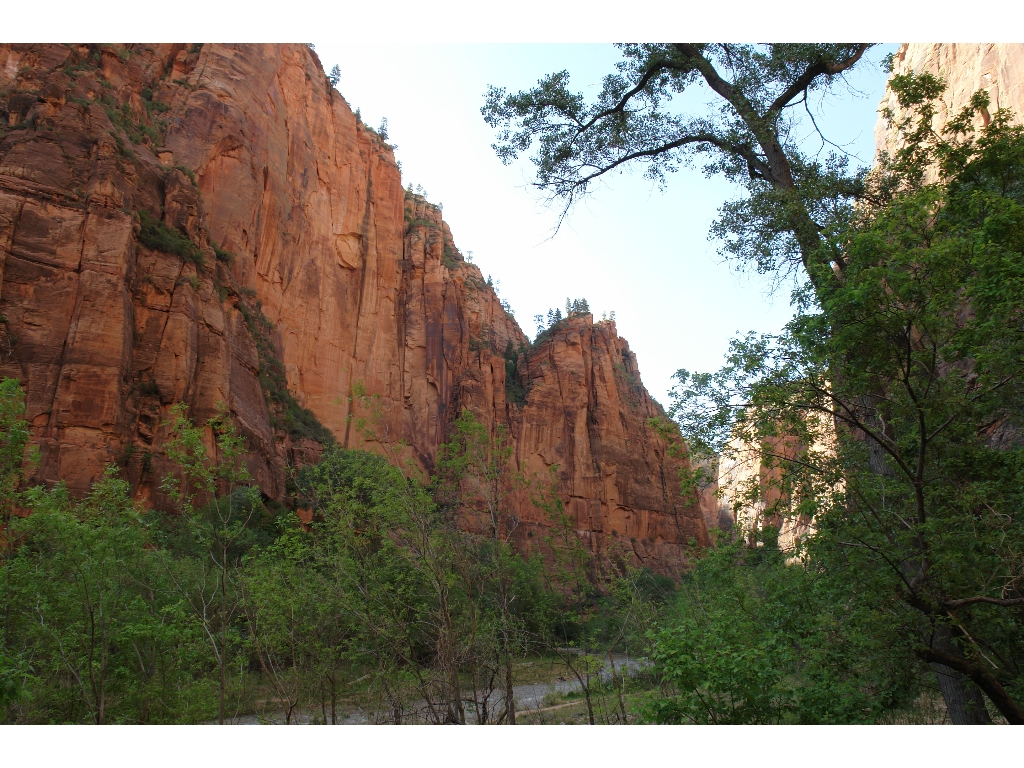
[875,43,1024,162]
[0,43,707,575]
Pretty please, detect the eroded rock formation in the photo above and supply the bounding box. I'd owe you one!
[0,43,707,574]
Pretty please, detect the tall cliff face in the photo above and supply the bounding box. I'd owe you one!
[875,43,1024,161]
[0,43,708,574]
[512,316,709,571]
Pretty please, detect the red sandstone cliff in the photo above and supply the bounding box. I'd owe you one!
[0,43,708,574]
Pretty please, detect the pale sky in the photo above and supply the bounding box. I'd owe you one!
[312,43,899,405]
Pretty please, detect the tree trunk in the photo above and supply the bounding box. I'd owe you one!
[608,650,627,723]
[503,643,516,725]
[220,552,227,725]
[930,625,991,724]
[860,421,993,725]
[329,673,337,725]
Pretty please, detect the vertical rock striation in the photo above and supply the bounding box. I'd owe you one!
[512,316,709,572]
[875,43,1024,163]
[0,43,707,574]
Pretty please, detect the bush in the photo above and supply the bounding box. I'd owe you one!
[138,210,204,269]
[212,243,234,263]
[503,340,528,407]
[236,297,334,445]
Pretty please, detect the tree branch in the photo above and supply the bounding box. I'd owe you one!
[943,596,1024,609]
[769,45,871,112]
[580,59,675,131]
[916,645,1024,724]
[543,132,764,197]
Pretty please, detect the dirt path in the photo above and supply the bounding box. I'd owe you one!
[217,655,642,725]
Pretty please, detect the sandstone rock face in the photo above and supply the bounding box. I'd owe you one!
[0,43,707,574]
[511,316,710,573]
[875,43,1024,163]
[715,435,816,553]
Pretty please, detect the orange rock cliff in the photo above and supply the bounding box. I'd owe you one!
[0,43,709,574]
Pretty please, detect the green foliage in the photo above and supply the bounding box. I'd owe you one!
[0,651,32,712]
[403,206,437,234]
[646,541,918,724]
[483,44,872,281]
[3,469,211,723]
[0,380,654,723]
[666,78,1024,723]
[234,296,333,445]
[137,210,204,269]
[108,130,135,161]
[158,403,267,724]
[140,87,170,117]
[441,244,460,269]
[212,243,234,263]
[503,340,528,406]
[533,298,590,344]
[0,379,33,540]
[104,99,163,146]
[173,164,198,186]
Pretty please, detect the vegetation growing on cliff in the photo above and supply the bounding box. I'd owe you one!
[503,341,529,407]
[137,210,204,269]
[235,293,334,446]
[532,297,591,345]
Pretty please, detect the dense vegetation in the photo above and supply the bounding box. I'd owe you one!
[0,385,662,724]
[137,210,204,269]
[660,77,1024,723]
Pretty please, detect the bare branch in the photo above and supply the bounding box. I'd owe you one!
[769,45,871,112]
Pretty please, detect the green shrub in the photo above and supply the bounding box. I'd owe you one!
[212,243,234,263]
[441,244,460,269]
[103,97,166,147]
[173,165,198,186]
[138,210,204,269]
[504,340,528,407]
[236,297,334,446]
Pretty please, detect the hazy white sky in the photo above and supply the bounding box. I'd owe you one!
[312,43,899,405]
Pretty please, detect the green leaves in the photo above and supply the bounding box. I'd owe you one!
[137,210,204,269]
[2,467,209,723]
[483,44,874,273]
[665,84,1024,721]
[646,540,918,724]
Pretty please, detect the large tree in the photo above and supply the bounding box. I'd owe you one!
[483,43,872,287]
[483,45,1022,724]
[667,82,1024,723]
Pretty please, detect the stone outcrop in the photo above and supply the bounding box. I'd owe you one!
[714,435,817,553]
[510,316,709,573]
[0,43,707,574]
